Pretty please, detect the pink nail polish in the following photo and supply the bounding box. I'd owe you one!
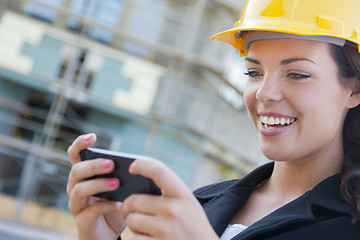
[107,179,117,187]
[128,163,133,171]
[102,160,112,169]
[84,134,93,141]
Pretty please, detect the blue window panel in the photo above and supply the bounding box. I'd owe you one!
[90,58,133,99]
[23,0,63,22]
[127,0,167,43]
[122,0,167,56]
[0,79,29,103]
[143,133,200,186]
[117,123,149,154]
[85,112,149,155]
[0,80,29,136]
[21,35,64,79]
[67,0,94,30]
[168,143,200,186]
[68,0,124,43]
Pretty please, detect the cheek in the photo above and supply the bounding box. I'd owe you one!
[288,87,344,134]
[286,85,322,112]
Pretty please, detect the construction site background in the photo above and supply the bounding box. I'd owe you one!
[0,0,266,238]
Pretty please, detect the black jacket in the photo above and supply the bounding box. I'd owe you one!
[194,162,360,240]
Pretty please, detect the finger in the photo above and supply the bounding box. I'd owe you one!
[126,212,164,238]
[67,133,97,165]
[68,178,119,215]
[77,200,122,225]
[67,158,115,195]
[75,200,123,237]
[129,158,190,198]
[121,194,167,219]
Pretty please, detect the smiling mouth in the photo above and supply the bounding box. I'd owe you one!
[260,116,297,129]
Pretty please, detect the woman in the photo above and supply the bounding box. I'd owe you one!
[66,0,360,239]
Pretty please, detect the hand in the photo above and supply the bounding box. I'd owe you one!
[66,133,127,240]
[121,158,219,240]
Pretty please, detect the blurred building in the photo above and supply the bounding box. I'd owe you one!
[0,0,266,237]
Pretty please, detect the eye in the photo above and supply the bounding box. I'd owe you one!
[244,70,262,78]
[287,73,311,80]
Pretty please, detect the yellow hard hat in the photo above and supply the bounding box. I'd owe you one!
[211,0,360,56]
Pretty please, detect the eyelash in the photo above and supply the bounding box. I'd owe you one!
[244,71,311,80]
[244,71,262,78]
[286,73,311,80]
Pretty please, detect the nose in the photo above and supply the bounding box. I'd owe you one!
[255,74,283,103]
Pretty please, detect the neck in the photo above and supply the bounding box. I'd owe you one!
[264,150,343,201]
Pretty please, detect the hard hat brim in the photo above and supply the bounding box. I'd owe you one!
[210,22,360,56]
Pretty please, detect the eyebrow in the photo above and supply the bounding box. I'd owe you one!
[244,57,260,64]
[280,58,316,65]
[244,57,316,65]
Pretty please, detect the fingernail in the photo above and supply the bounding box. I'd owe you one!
[128,163,133,172]
[102,160,112,169]
[84,133,93,141]
[107,179,118,187]
[115,202,122,209]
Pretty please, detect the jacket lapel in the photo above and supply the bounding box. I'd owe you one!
[310,174,354,216]
[200,163,274,236]
[232,174,354,240]
[204,186,253,236]
[232,192,314,239]
[197,161,356,240]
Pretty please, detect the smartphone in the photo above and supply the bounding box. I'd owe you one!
[80,147,161,202]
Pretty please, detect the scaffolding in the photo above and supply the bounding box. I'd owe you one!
[0,0,264,236]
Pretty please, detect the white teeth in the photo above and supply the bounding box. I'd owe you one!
[260,116,296,126]
[280,118,286,125]
[269,117,275,125]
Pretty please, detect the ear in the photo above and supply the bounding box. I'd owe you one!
[347,90,360,109]
[346,77,360,109]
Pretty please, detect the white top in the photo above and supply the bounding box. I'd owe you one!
[219,224,248,240]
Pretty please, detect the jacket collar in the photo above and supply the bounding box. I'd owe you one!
[198,162,355,238]
[199,162,274,236]
[310,173,354,215]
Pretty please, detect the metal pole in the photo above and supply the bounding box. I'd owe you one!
[14,133,41,220]
[183,0,208,53]
[12,0,92,220]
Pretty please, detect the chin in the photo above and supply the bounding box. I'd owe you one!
[261,148,288,162]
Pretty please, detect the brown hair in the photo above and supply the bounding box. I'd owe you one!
[330,42,360,223]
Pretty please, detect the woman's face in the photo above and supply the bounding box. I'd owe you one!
[243,38,353,163]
